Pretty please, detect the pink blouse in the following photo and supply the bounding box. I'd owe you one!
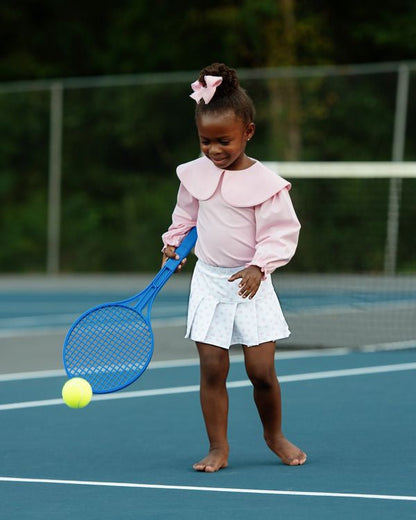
[162,156,300,276]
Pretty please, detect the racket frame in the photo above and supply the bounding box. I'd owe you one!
[63,227,197,393]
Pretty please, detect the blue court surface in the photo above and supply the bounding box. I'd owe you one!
[0,285,414,332]
[1,347,416,519]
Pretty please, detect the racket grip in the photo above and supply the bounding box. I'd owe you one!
[143,227,197,295]
[164,227,197,273]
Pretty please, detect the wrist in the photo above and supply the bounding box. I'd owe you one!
[247,264,266,281]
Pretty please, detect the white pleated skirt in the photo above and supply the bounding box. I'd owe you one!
[185,260,290,349]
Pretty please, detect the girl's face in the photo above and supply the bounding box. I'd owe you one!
[196,111,255,171]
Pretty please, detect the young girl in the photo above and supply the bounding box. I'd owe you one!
[162,63,306,472]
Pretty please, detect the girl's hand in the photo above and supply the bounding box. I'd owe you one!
[162,245,187,272]
[228,265,262,299]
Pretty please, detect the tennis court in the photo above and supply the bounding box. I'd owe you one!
[0,275,415,519]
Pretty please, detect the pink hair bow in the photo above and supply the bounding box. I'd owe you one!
[190,75,223,104]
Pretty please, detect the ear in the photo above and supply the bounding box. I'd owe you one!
[245,122,255,141]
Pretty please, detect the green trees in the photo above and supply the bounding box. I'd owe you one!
[1,2,415,272]
[2,1,415,82]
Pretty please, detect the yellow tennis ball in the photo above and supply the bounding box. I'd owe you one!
[62,377,92,409]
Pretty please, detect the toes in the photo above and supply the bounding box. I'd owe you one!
[288,453,307,466]
[193,462,220,472]
[193,458,228,472]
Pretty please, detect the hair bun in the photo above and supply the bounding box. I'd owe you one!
[198,63,239,97]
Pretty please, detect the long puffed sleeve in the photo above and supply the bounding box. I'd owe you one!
[162,183,199,248]
[249,187,300,276]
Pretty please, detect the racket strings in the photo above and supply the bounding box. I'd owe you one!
[64,306,153,393]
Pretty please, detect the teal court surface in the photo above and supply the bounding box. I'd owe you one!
[0,275,415,518]
[1,347,416,519]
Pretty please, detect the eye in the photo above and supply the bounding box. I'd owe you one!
[219,140,230,145]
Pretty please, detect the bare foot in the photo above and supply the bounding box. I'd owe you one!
[193,448,229,473]
[266,434,307,466]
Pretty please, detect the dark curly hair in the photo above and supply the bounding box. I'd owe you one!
[194,63,256,124]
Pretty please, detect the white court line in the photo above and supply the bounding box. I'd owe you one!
[287,301,416,317]
[0,476,415,502]
[361,339,416,352]
[1,298,414,337]
[0,348,352,382]
[0,361,415,412]
[2,339,415,384]
[0,348,351,383]
[0,316,187,338]
[0,369,66,382]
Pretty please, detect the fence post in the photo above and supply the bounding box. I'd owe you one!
[384,63,409,275]
[47,82,63,275]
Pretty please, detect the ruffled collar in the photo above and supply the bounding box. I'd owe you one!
[176,156,290,207]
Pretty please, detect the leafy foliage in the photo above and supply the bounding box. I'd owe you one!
[0,1,415,272]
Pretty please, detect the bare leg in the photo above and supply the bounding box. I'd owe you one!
[243,341,307,466]
[193,342,230,472]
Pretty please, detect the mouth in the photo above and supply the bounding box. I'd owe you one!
[210,156,228,167]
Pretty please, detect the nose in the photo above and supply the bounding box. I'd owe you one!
[208,142,222,155]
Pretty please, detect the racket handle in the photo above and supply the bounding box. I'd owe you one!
[134,227,198,307]
[164,227,197,273]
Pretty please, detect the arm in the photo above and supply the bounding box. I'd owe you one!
[162,183,199,270]
[228,188,300,298]
[251,187,300,276]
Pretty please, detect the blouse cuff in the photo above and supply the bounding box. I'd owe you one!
[161,226,191,252]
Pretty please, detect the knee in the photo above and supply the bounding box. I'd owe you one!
[200,355,229,386]
[246,365,277,390]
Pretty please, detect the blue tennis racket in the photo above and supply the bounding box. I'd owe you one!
[63,227,197,394]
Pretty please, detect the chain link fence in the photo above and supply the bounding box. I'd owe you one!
[0,62,415,273]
